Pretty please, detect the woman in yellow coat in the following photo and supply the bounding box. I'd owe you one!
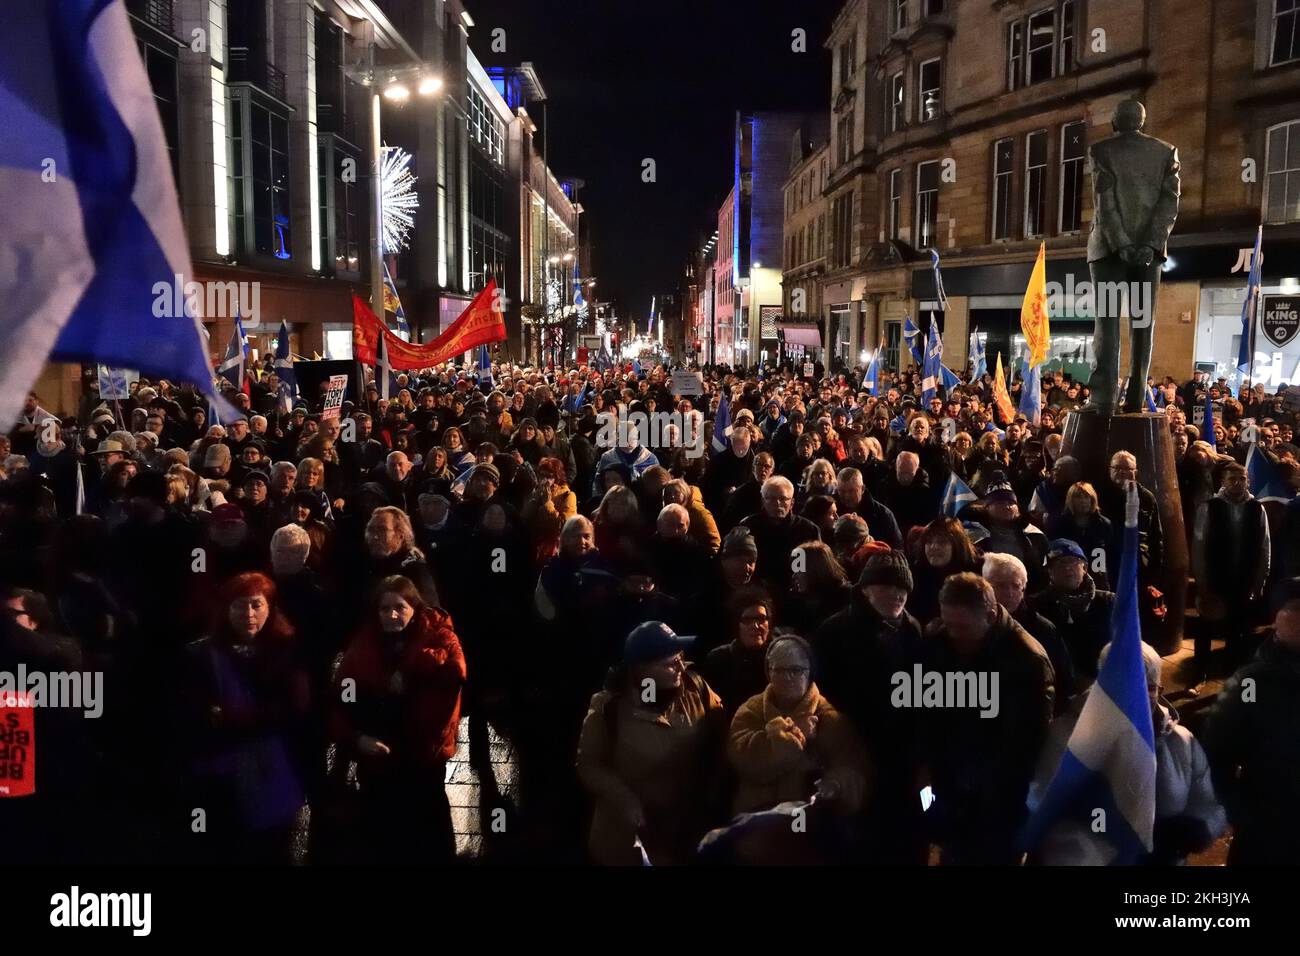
[727,635,870,817]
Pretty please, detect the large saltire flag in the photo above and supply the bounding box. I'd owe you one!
[1020,513,1157,864]
[218,319,248,395]
[354,279,502,370]
[991,352,1017,425]
[0,0,233,427]
[382,261,410,335]
[1236,225,1263,385]
[1021,241,1051,369]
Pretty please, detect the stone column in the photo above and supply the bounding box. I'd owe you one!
[176,0,228,260]
[847,298,862,370]
[277,0,321,273]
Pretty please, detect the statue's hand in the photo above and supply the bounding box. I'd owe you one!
[1118,245,1140,266]
[1135,246,1155,268]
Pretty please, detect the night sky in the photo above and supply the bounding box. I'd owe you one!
[467,0,837,323]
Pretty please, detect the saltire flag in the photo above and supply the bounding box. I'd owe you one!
[218,320,248,396]
[1201,390,1216,448]
[1019,358,1042,427]
[863,343,882,397]
[1246,444,1294,503]
[902,314,924,365]
[1021,241,1051,369]
[711,391,732,456]
[888,413,907,435]
[477,345,494,389]
[940,471,977,518]
[1235,225,1263,386]
[921,318,943,405]
[1145,385,1158,414]
[929,248,949,314]
[383,261,409,335]
[632,357,643,377]
[74,461,85,516]
[992,352,1017,425]
[940,364,962,392]
[0,0,234,427]
[274,319,297,414]
[969,329,987,384]
[1020,517,1156,864]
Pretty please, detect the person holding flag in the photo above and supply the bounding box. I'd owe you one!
[1200,388,1216,449]
[1022,483,1172,864]
[863,340,883,397]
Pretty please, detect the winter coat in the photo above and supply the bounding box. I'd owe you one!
[728,683,870,815]
[576,669,725,865]
[739,511,821,590]
[1028,697,1225,865]
[1031,577,1117,683]
[699,640,768,718]
[683,484,722,554]
[331,606,466,768]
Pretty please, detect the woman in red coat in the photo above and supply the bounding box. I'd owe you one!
[331,575,466,864]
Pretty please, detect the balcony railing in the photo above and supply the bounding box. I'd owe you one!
[228,46,287,101]
[127,0,175,35]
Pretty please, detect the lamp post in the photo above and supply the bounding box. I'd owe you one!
[347,53,468,340]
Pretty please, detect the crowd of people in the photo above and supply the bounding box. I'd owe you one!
[3,354,1300,865]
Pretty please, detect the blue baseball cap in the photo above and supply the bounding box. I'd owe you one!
[1047,538,1086,562]
[624,621,695,664]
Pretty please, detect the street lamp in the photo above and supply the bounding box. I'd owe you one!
[345,53,469,334]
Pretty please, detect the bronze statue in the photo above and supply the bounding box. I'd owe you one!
[1085,100,1181,413]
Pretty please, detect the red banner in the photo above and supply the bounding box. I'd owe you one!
[0,692,35,798]
[353,281,504,371]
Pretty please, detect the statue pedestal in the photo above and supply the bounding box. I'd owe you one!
[1060,411,1187,654]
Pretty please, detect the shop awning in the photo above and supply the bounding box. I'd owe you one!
[779,323,823,348]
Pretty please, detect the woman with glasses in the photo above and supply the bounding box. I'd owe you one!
[726,634,868,820]
[699,588,775,718]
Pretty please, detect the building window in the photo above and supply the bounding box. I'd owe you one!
[889,72,905,133]
[839,34,858,87]
[892,0,910,33]
[926,0,945,14]
[229,93,294,261]
[837,112,855,165]
[992,138,1014,241]
[1275,0,1300,66]
[1059,121,1087,233]
[468,84,505,165]
[137,39,180,188]
[831,192,854,269]
[1024,129,1049,238]
[916,160,940,248]
[888,168,903,240]
[1008,3,1078,89]
[918,59,941,123]
[1265,119,1300,223]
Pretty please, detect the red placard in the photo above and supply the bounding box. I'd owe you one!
[0,692,35,798]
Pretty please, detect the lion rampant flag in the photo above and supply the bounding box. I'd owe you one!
[1021,241,1051,368]
[992,351,1017,424]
